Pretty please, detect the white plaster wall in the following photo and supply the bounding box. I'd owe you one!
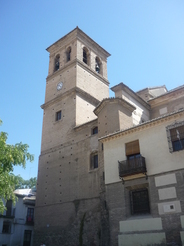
[119,218,163,232]
[180,215,184,229]
[155,173,177,187]
[158,187,176,200]
[119,218,166,246]
[115,90,150,124]
[180,231,184,246]
[158,200,181,215]
[118,233,166,246]
[104,116,184,184]
[0,197,34,246]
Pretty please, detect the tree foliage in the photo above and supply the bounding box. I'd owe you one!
[0,120,34,213]
[14,176,37,189]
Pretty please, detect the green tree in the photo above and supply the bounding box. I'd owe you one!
[0,120,34,213]
[14,175,37,189]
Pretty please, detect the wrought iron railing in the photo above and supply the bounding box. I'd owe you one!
[118,155,146,178]
[26,216,34,225]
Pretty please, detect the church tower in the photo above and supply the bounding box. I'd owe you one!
[41,27,110,152]
[34,27,110,246]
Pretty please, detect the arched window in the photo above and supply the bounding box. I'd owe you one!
[54,55,60,71]
[92,126,98,135]
[83,47,89,65]
[66,47,71,62]
[95,57,101,74]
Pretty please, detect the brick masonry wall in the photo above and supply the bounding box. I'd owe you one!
[35,122,110,246]
[106,170,184,246]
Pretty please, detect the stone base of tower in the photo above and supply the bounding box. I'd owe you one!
[33,197,109,246]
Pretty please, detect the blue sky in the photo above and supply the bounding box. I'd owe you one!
[0,1,184,180]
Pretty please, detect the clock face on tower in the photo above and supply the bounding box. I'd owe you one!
[57,82,63,91]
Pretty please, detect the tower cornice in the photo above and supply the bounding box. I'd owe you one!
[46,27,111,58]
[41,86,100,110]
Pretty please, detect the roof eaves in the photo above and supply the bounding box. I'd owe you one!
[148,84,184,102]
[111,83,150,109]
[94,97,136,116]
[46,27,111,57]
[99,108,184,142]
[136,85,167,94]
[73,118,98,131]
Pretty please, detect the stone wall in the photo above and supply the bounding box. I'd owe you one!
[34,198,102,246]
[105,170,184,245]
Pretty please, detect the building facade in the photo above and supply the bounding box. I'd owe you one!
[34,27,184,245]
[0,189,35,246]
[100,84,184,246]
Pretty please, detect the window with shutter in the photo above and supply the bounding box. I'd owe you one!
[126,140,140,158]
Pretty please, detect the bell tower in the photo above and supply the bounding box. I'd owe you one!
[34,27,111,246]
[40,27,110,152]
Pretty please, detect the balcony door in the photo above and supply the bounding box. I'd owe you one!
[23,230,32,246]
[126,140,140,167]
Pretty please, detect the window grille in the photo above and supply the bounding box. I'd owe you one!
[27,208,34,223]
[2,221,11,233]
[130,188,150,215]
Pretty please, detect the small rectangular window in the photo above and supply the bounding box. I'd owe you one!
[56,110,62,121]
[93,155,98,168]
[83,50,87,64]
[90,153,98,169]
[2,221,11,233]
[126,140,140,157]
[6,200,12,217]
[170,125,184,151]
[103,171,105,180]
[166,122,184,152]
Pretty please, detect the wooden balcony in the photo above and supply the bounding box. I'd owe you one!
[118,155,147,181]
